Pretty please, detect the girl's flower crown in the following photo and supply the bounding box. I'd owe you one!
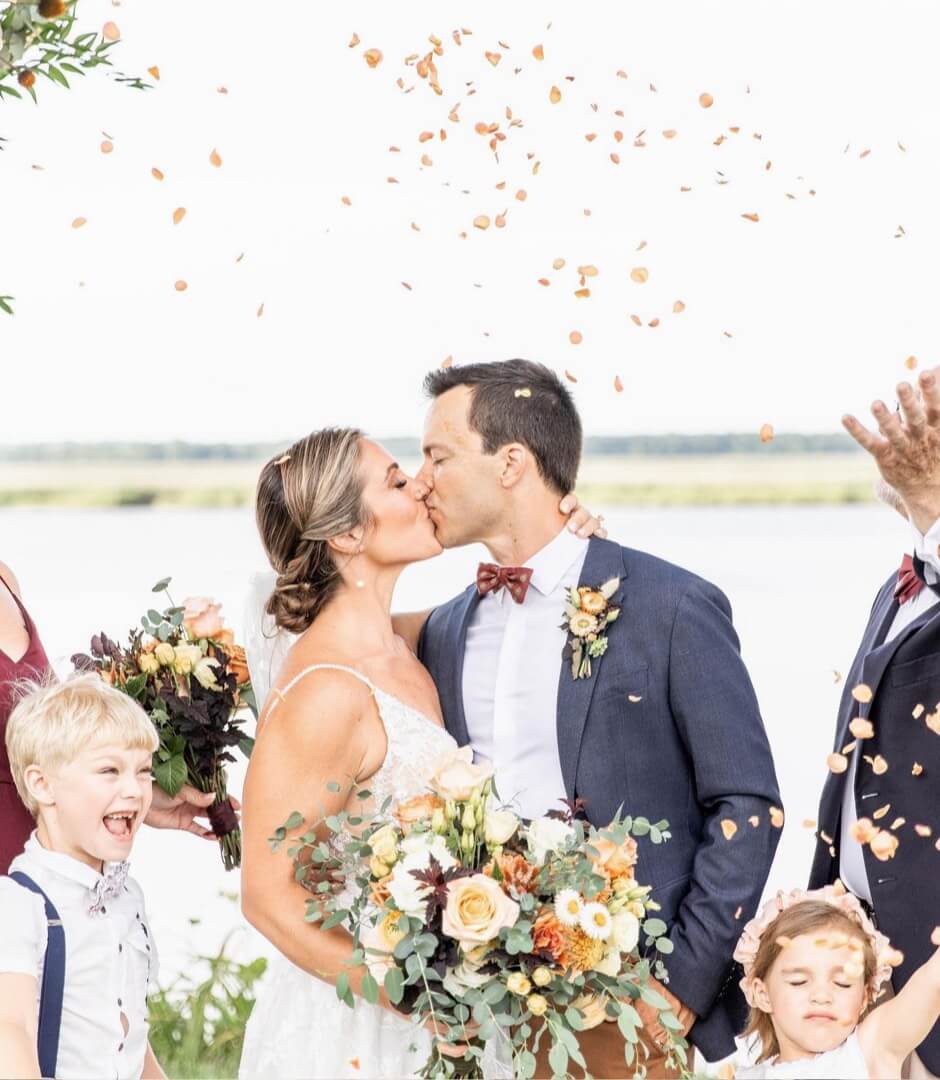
[733,880,901,1006]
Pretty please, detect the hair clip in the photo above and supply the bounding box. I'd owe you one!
[275,453,291,466]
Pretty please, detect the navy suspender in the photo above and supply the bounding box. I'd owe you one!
[9,871,65,1078]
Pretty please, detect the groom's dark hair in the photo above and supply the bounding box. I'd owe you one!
[423,359,582,494]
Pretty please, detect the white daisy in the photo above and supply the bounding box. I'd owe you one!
[579,901,613,941]
[554,889,583,927]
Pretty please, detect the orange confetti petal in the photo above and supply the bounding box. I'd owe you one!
[578,265,599,277]
[915,824,932,837]
[401,282,412,291]
[905,355,918,370]
[495,212,507,228]
[532,44,544,60]
[473,215,491,230]
[552,258,565,270]
[827,753,848,774]
[147,65,160,80]
[172,207,186,225]
[151,167,164,181]
[71,217,87,229]
[100,140,113,154]
[802,818,817,830]
[673,300,685,313]
[630,315,642,327]
[549,85,562,104]
[102,21,120,41]
[873,804,891,821]
[515,189,527,201]
[742,213,760,222]
[341,196,352,206]
[348,33,360,48]
[209,148,223,167]
[748,815,760,827]
[610,153,621,164]
[363,48,383,68]
[852,683,873,704]
[569,331,583,345]
[257,303,264,317]
[419,131,434,142]
[721,819,738,840]
[849,717,874,739]
[575,288,590,298]
[217,86,229,94]
[630,267,649,284]
[564,370,577,382]
[485,51,501,67]
[614,375,624,393]
[174,280,188,292]
[912,762,923,776]
[770,807,784,828]
[871,755,888,775]
[663,129,677,139]
[537,278,550,286]
[648,318,660,328]
[441,355,454,369]
[699,92,714,108]
[235,252,245,263]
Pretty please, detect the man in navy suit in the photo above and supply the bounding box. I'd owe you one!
[810,371,940,1080]
[414,359,782,1076]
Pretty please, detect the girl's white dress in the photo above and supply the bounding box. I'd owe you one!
[735,1031,869,1079]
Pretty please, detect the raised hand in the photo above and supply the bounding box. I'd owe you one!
[842,367,940,534]
[145,782,241,840]
[559,493,609,539]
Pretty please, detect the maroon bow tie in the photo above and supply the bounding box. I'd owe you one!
[476,563,533,604]
[895,553,925,605]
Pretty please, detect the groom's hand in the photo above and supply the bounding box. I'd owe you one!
[843,367,940,535]
[560,493,608,539]
[635,977,697,1047]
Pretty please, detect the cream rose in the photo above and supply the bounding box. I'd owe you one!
[369,824,400,867]
[441,955,496,996]
[387,845,457,919]
[182,596,225,639]
[611,910,640,953]
[193,656,221,689]
[441,873,520,946]
[526,817,574,864]
[484,806,519,847]
[361,912,406,980]
[591,834,639,880]
[428,746,494,802]
[571,992,610,1030]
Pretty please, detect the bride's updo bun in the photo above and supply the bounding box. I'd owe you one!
[255,428,369,634]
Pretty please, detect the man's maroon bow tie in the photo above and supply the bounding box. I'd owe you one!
[895,553,925,605]
[476,563,533,604]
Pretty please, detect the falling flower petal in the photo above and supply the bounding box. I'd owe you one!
[364,49,383,68]
[578,265,599,277]
[614,375,624,392]
[348,32,360,48]
[217,86,228,94]
[913,762,923,776]
[172,207,186,225]
[802,819,817,830]
[663,129,677,139]
[401,282,412,291]
[748,815,760,827]
[610,153,621,164]
[533,44,544,60]
[673,300,685,313]
[699,92,714,108]
[71,217,87,229]
[721,820,738,840]
[341,196,352,206]
[915,825,932,837]
[552,258,565,270]
[235,252,244,263]
[537,278,550,286]
[549,85,561,104]
[102,21,120,41]
[630,267,649,284]
[827,753,848,774]
[630,315,642,327]
[473,215,491,230]
[151,167,164,181]
[569,331,583,345]
[770,807,784,828]
[485,51,501,67]
[147,65,160,80]
[209,148,223,167]
[852,683,873,704]
[514,388,532,398]
[174,280,187,292]
[742,213,760,223]
[441,355,454,369]
[100,140,113,154]
[905,355,918,371]
[495,212,507,228]
[871,755,888,775]
[564,370,577,382]
[873,804,891,820]
[849,717,874,739]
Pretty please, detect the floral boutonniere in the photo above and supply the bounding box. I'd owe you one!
[560,577,621,680]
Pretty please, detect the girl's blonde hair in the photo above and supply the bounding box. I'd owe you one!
[5,673,158,817]
[743,900,877,1062]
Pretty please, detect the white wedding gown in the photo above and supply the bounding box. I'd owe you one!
[238,575,509,1078]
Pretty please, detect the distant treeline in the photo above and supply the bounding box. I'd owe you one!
[0,433,859,463]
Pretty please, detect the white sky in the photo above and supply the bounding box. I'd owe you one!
[2,0,939,442]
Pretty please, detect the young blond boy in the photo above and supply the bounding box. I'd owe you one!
[0,675,166,1079]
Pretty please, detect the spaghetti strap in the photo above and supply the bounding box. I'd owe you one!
[260,664,377,728]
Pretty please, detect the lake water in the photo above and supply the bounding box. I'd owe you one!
[0,503,912,987]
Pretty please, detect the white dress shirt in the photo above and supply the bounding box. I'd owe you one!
[462,526,590,821]
[0,833,158,1080]
[839,518,940,902]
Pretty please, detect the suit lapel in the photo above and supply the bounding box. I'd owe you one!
[447,587,481,748]
[555,538,627,803]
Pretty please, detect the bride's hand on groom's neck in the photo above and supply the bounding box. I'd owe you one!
[560,493,609,540]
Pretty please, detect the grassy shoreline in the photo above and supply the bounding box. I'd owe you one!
[0,454,879,508]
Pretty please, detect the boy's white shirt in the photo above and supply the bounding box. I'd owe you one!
[0,831,158,1080]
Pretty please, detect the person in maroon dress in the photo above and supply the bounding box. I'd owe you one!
[0,559,231,873]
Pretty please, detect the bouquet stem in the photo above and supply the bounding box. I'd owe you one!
[194,765,241,871]
[419,1036,487,1078]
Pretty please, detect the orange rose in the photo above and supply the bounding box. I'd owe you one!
[215,628,236,650]
[182,596,225,639]
[394,793,444,833]
[532,911,569,967]
[591,834,638,881]
[226,644,251,686]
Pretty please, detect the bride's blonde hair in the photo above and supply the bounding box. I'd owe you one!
[255,428,371,634]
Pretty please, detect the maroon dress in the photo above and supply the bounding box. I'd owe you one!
[0,575,50,873]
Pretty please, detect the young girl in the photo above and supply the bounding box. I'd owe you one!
[733,881,940,1078]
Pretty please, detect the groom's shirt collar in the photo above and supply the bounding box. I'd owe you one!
[490,526,588,602]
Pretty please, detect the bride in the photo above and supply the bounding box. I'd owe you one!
[238,427,599,1078]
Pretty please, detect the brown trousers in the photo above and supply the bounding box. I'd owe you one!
[531,1017,691,1079]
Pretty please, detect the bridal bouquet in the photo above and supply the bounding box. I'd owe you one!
[72,577,256,870]
[272,748,689,1078]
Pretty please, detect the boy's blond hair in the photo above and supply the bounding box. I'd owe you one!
[5,673,159,817]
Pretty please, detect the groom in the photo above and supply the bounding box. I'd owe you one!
[415,359,782,1076]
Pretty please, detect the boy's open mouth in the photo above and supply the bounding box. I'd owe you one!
[103,811,136,838]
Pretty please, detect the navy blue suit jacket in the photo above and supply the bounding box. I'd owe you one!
[418,537,782,1062]
[810,570,940,1073]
